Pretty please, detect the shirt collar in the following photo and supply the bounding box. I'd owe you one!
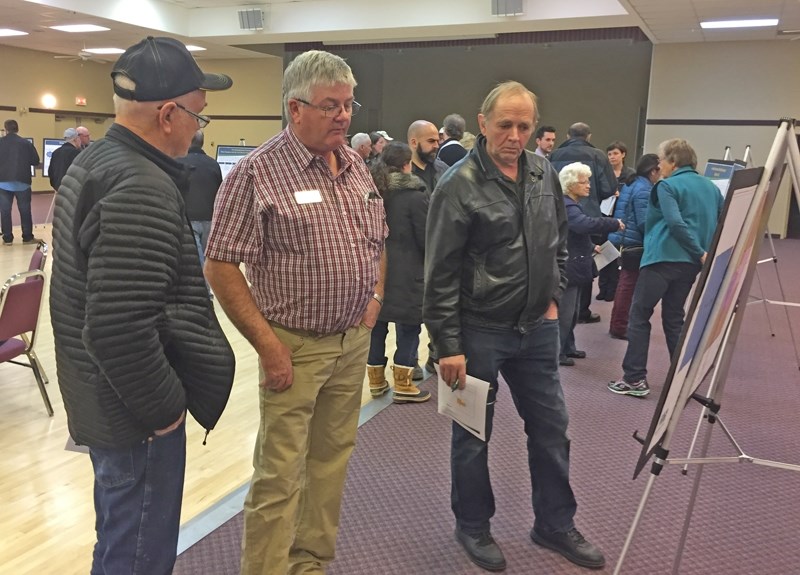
[284,126,354,175]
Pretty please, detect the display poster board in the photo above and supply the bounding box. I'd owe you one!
[43,138,66,178]
[634,163,785,478]
[704,159,746,196]
[216,145,256,179]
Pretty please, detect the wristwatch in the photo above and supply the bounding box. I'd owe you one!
[372,293,384,306]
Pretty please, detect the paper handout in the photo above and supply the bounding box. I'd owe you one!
[436,365,490,441]
[592,240,621,271]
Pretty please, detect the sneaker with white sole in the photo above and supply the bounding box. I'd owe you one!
[608,378,650,397]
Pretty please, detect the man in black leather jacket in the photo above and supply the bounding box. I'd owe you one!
[424,81,605,573]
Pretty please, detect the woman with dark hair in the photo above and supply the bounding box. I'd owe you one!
[367,131,387,164]
[596,141,637,301]
[607,153,661,340]
[366,141,431,404]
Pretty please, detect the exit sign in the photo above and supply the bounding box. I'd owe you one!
[75,97,87,106]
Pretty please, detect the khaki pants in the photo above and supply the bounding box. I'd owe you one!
[241,323,370,575]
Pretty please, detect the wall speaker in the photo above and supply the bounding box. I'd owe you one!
[491,0,524,16]
[238,9,264,31]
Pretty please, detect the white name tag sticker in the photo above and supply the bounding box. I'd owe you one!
[294,189,322,204]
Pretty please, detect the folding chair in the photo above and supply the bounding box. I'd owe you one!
[0,242,53,416]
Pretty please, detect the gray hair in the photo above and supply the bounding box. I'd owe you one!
[350,132,371,149]
[283,50,357,119]
[480,81,537,119]
[559,162,592,193]
[658,138,697,169]
[443,113,466,139]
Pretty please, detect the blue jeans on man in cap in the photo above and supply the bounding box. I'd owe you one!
[452,319,577,535]
[89,421,186,575]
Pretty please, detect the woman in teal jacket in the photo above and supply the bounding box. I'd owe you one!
[609,139,724,397]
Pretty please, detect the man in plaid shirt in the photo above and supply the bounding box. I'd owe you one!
[205,51,387,575]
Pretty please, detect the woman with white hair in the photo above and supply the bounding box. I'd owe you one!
[558,162,624,366]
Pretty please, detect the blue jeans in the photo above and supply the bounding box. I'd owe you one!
[89,422,187,575]
[368,320,421,367]
[190,220,211,267]
[0,187,33,243]
[453,320,576,535]
[622,261,701,382]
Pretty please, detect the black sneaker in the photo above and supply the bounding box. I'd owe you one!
[455,529,506,572]
[424,357,437,374]
[559,356,575,367]
[530,526,605,569]
[577,312,601,324]
[411,363,424,381]
[566,350,586,359]
[22,236,42,245]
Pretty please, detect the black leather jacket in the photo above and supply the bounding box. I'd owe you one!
[423,136,568,358]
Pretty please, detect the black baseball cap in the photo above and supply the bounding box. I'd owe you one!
[111,36,232,101]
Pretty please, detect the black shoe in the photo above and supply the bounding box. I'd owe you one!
[577,312,601,324]
[411,363,424,381]
[455,529,506,572]
[424,357,437,374]
[565,350,586,359]
[609,331,628,341]
[559,355,575,367]
[530,526,605,569]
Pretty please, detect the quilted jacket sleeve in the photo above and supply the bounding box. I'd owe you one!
[81,178,187,432]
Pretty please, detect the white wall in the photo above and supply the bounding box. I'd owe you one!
[644,40,800,236]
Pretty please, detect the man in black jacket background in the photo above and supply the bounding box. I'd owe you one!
[48,127,82,191]
[0,119,40,245]
[177,129,223,266]
[50,37,235,575]
[425,81,604,573]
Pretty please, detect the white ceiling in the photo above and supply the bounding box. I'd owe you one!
[1,0,798,62]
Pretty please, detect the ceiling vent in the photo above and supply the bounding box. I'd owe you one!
[238,9,264,31]
[491,0,524,17]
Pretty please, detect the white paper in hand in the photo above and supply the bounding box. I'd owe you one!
[435,364,490,441]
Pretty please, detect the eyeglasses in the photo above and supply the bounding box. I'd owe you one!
[294,98,362,117]
[158,102,211,128]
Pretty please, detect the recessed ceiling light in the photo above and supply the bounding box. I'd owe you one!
[50,24,110,33]
[700,19,779,29]
[0,28,28,37]
[84,47,125,54]
[185,45,206,51]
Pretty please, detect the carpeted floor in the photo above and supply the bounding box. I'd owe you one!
[174,238,800,575]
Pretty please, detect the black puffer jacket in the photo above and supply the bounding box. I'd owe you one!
[378,172,428,325]
[424,136,568,358]
[50,124,235,449]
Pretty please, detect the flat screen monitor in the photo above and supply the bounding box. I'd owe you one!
[216,145,256,179]
[43,138,66,178]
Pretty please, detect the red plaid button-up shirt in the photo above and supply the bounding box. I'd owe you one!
[206,127,387,334]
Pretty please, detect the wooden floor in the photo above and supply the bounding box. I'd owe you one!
[0,223,425,574]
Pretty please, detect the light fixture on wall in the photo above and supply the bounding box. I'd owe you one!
[41,94,57,109]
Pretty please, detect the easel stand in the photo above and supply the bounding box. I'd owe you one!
[613,119,800,574]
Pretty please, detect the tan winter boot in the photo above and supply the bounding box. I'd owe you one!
[367,365,390,397]
[392,364,431,404]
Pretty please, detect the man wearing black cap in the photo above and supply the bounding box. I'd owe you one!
[48,127,82,190]
[50,36,236,575]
